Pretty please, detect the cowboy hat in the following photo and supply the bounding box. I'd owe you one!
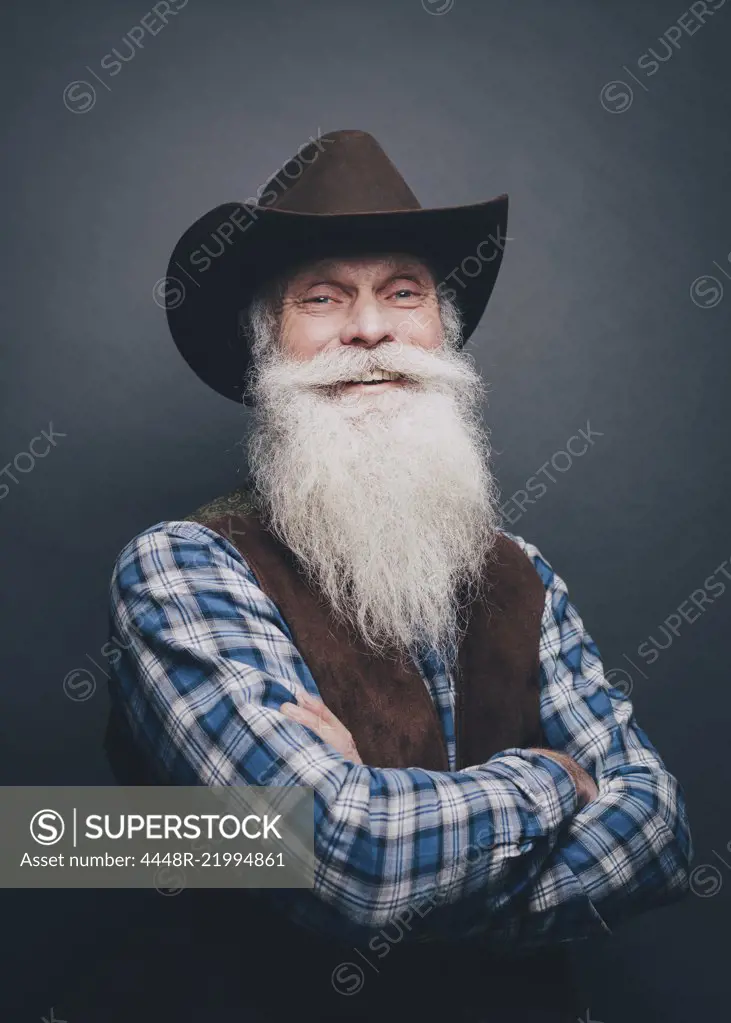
[164,129,509,404]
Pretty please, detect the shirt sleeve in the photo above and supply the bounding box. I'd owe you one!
[108,520,594,945]
[474,533,694,949]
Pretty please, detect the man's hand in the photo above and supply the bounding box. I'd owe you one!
[525,747,599,807]
[280,688,363,764]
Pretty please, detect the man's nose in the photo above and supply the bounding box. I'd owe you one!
[340,298,395,347]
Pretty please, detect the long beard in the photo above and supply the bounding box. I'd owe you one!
[246,337,500,665]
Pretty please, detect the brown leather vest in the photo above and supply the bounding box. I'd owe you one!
[182,486,549,770]
[103,487,579,1022]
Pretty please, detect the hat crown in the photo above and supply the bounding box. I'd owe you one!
[258,129,422,216]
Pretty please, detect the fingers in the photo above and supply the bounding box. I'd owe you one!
[279,701,320,726]
[280,692,335,733]
[279,689,361,763]
[294,691,344,735]
[295,688,337,724]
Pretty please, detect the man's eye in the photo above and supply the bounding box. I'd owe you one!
[304,295,331,304]
[393,288,419,299]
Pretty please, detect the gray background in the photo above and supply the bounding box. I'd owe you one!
[2,0,729,1018]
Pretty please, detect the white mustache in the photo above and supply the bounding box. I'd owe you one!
[260,342,483,396]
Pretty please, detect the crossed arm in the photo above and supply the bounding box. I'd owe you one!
[107,520,692,949]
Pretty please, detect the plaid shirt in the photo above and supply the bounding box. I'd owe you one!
[108,519,692,949]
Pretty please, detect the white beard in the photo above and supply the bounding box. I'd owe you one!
[246,330,501,666]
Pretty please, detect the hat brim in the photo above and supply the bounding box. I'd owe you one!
[164,195,509,404]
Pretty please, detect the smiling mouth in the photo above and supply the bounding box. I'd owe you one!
[340,371,406,387]
[316,371,413,398]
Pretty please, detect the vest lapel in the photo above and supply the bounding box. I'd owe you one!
[455,538,547,769]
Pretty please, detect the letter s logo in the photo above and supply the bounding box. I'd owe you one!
[30,809,65,845]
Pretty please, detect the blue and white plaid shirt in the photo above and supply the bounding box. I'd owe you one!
[108,519,692,950]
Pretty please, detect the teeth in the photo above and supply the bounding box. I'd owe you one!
[348,370,402,383]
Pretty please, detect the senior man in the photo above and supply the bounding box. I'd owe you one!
[105,130,692,1023]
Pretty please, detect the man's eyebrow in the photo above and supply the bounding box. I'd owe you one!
[292,276,351,292]
[381,268,432,286]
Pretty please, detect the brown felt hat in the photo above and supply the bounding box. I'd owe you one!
[164,129,509,405]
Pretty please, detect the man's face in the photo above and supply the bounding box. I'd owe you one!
[278,252,443,396]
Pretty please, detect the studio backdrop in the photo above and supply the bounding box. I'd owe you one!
[1,0,729,1019]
